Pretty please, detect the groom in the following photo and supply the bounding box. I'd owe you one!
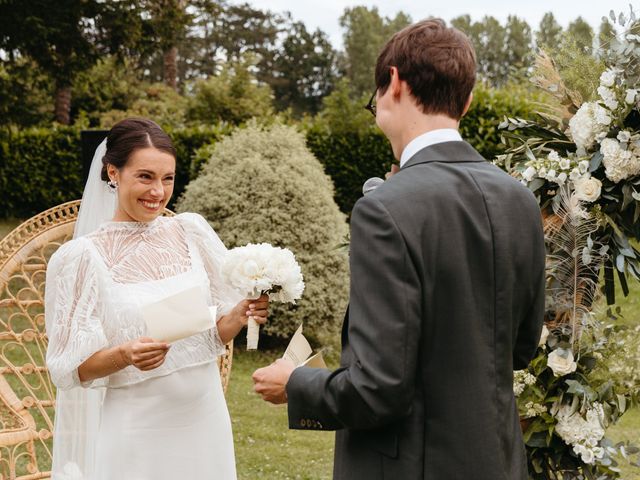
[253,18,545,480]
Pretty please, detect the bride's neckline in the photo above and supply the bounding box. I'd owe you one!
[98,216,165,230]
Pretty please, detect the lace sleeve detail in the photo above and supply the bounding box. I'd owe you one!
[45,239,109,390]
[178,213,244,319]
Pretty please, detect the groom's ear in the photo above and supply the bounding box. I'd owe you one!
[460,92,474,118]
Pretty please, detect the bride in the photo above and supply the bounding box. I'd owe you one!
[44,118,268,479]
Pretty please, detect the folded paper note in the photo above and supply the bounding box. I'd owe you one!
[282,324,326,369]
[141,286,217,343]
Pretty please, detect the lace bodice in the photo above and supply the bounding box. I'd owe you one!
[45,213,242,390]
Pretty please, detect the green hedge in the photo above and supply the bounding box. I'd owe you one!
[305,127,395,215]
[0,126,84,218]
[0,125,228,218]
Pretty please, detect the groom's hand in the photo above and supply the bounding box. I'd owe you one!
[252,358,295,404]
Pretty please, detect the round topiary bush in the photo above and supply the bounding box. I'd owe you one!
[176,123,349,350]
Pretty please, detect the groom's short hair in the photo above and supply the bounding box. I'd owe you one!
[375,18,476,120]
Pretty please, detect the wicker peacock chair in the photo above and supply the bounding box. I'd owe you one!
[0,200,233,480]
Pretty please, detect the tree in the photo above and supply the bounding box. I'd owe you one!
[186,59,273,125]
[270,21,338,115]
[0,0,142,124]
[505,15,533,75]
[0,57,52,126]
[536,12,563,49]
[340,6,411,97]
[598,19,617,51]
[567,17,594,55]
[144,0,191,90]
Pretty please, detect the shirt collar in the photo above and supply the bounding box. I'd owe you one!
[399,129,463,168]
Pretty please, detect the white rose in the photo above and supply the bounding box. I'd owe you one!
[625,89,638,105]
[599,69,616,87]
[547,348,578,376]
[522,166,537,182]
[539,324,550,347]
[573,177,602,203]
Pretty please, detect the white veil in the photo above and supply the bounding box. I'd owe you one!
[51,139,115,480]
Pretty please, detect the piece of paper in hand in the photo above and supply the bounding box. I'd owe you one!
[301,351,327,369]
[282,324,326,369]
[282,324,313,367]
[142,286,217,343]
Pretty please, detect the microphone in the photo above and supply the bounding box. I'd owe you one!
[362,177,384,195]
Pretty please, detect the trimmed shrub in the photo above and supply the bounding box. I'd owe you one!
[176,123,349,349]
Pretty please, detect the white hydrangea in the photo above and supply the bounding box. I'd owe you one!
[597,86,619,110]
[524,401,547,418]
[513,370,537,396]
[554,402,606,450]
[600,138,640,182]
[569,102,611,152]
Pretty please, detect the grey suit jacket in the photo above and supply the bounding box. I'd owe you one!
[286,141,545,480]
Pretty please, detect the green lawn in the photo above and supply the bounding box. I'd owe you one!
[229,350,334,479]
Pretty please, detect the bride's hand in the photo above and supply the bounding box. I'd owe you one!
[230,294,270,327]
[119,337,171,371]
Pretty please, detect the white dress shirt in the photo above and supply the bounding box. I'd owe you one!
[399,129,463,168]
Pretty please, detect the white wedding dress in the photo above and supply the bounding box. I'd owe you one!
[45,212,242,480]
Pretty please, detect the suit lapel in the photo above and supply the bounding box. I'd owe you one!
[401,141,486,169]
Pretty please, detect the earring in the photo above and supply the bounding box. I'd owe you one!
[107,180,119,192]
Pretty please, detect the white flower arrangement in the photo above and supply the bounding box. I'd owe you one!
[221,243,304,349]
[553,401,606,464]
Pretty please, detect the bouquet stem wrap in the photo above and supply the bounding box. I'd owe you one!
[246,317,260,350]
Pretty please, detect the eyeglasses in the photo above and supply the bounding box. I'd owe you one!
[364,89,377,117]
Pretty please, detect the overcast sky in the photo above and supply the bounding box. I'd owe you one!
[229,0,635,48]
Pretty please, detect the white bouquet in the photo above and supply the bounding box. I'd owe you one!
[221,243,304,349]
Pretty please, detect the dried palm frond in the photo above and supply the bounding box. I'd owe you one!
[545,186,607,346]
[530,51,583,127]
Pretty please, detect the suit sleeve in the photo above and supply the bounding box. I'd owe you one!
[513,212,546,370]
[286,194,422,431]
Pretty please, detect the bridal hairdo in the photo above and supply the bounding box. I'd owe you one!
[101,118,176,183]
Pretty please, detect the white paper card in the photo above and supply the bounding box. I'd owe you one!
[142,286,216,343]
[282,324,326,369]
[282,324,313,367]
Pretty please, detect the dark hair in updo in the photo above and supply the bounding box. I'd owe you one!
[101,118,176,181]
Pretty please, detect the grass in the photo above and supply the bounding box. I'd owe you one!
[229,350,334,479]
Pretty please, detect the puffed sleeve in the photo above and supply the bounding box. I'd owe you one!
[45,239,109,390]
[177,213,244,320]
